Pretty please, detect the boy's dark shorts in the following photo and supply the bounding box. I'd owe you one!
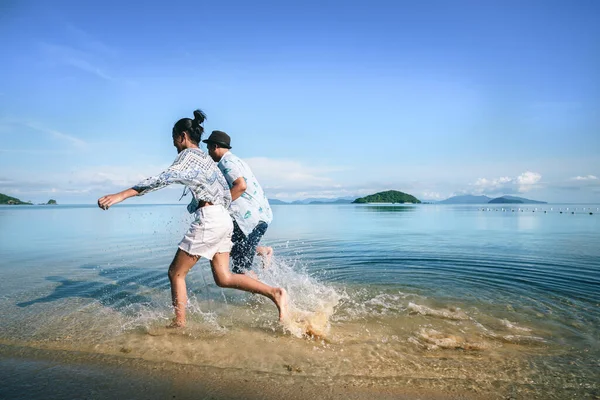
[231,220,268,274]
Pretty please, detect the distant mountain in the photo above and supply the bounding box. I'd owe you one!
[309,199,353,204]
[353,190,420,204]
[439,195,492,204]
[0,193,32,205]
[440,194,547,204]
[271,194,547,205]
[489,197,523,204]
[488,196,546,204]
[297,196,355,204]
[37,199,58,205]
[270,196,355,205]
[268,199,288,205]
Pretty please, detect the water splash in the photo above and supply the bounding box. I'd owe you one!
[256,256,344,339]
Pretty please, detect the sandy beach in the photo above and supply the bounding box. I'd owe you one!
[1,343,502,400]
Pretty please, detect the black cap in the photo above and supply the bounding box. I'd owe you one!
[202,130,232,149]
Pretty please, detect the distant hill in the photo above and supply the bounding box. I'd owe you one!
[439,194,547,204]
[489,197,523,204]
[269,197,355,205]
[488,196,546,204]
[309,199,353,204]
[293,196,355,205]
[0,193,32,205]
[439,195,492,204]
[353,190,420,204]
[37,199,58,205]
[268,199,288,205]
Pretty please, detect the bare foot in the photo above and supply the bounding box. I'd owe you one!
[256,246,272,256]
[166,318,185,329]
[273,288,289,322]
[257,246,273,268]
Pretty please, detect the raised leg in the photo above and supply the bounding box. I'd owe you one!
[210,252,288,321]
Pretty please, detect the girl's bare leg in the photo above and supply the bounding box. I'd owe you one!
[167,249,199,327]
[210,252,288,321]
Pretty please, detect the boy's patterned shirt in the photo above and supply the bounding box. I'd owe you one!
[218,151,272,236]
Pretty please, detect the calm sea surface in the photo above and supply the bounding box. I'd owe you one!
[0,203,598,398]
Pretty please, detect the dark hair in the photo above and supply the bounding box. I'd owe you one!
[172,109,207,144]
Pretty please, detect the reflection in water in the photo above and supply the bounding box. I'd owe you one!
[16,271,164,311]
[360,205,417,213]
[516,213,540,230]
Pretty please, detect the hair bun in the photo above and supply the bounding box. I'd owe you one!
[193,109,207,125]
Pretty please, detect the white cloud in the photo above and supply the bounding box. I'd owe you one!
[421,191,443,200]
[516,171,542,192]
[68,165,159,188]
[572,175,598,181]
[24,122,88,149]
[0,120,87,149]
[64,56,113,81]
[0,164,174,201]
[560,175,600,193]
[38,27,132,84]
[1,158,353,203]
[0,148,75,155]
[66,24,118,58]
[40,42,113,81]
[470,171,542,195]
[472,176,511,193]
[268,187,377,201]
[245,157,348,190]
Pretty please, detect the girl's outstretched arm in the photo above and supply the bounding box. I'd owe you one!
[98,188,140,210]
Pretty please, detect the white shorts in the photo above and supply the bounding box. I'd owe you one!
[178,205,233,260]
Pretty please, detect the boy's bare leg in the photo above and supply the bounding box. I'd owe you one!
[167,249,199,328]
[210,252,288,321]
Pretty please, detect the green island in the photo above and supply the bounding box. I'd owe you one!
[0,193,32,205]
[38,199,57,205]
[353,190,421,204]
[0,193,58,205]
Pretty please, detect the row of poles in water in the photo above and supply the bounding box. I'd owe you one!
[480,207,597,215]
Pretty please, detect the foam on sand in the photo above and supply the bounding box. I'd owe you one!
[407,302,469,320]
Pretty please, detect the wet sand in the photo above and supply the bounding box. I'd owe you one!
[0,344,491,400]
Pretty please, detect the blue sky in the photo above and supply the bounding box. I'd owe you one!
[1,0,599,203]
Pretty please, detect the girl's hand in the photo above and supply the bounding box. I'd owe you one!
[97,188,139,210]
[97,193,123,210]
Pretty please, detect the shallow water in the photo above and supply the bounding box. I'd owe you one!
[0,203,598,398]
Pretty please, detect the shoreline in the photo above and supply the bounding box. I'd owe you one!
[0,343,494,400]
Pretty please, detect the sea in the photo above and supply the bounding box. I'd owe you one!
[0,203,598,398]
